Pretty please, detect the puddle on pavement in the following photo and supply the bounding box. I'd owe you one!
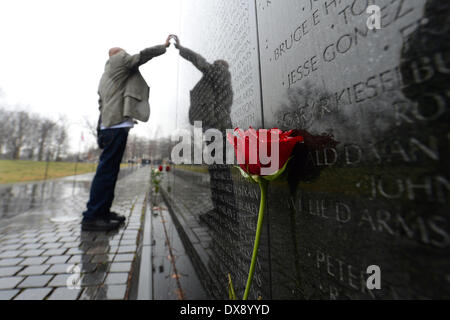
[0,166,139,219]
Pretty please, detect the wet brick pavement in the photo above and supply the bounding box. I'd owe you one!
[0,166,149,300]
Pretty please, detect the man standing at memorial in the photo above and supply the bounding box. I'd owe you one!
[81,38,171,231]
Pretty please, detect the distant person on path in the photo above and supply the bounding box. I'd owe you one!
[82,38,171,231]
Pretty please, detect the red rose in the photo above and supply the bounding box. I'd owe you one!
[166,166,171,172]
[227,127,303,176]
[158,165,163,172]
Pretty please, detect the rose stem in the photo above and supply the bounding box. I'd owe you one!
[243,178,268,300]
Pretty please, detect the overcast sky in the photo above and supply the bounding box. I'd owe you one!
[0,0,183,152]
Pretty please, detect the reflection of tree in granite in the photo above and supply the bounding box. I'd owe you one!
[274,81,399,145]
[273,85,341,299]
[275,82,353,140]
[287,130,339,192]
[274,87,341,191]
[279,130,339,299]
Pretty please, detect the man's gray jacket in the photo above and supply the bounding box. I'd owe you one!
[98,45,166,128]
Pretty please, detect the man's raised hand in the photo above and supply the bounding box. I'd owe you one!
[165,35,171,48]
[173,35,180,49]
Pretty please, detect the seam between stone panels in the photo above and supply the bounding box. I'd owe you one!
[254,0,266,129]
[254,0,272,299]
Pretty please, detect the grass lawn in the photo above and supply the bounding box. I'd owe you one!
[0,160,99,184]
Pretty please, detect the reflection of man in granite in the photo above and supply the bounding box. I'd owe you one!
[82,38,170,231]
[174,37,233,132]
[173,36,238,223]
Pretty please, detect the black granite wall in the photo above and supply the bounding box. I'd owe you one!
[168,0,450,299]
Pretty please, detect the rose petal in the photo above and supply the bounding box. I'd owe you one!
[229,127,304,177]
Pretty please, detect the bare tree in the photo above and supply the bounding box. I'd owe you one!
[125,134,138,161]
[83,115,98,140]
[8,110,30,159]
[37,118,56,161]
[0,108,9,156]
[1,109,70,161]
[53,124,68,161]
[23,113,42,160]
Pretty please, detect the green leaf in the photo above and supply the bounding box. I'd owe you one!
[261,157,292,182]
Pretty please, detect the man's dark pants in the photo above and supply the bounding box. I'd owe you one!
[82,128,129,221]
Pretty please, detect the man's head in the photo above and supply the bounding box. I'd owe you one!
[213,59,229,69]
[109,47,124,57]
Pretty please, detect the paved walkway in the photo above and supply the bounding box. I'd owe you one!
[148,198,207,300]
[0,165,207,300]
[160,168,221,297]
[0,166,148,300]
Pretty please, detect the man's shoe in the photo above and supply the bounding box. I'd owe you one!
[108,212,126,223]
[81,218,121,231]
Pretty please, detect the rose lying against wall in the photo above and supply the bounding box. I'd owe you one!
[226,128,304,300]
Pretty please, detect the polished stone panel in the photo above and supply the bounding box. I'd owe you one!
[174,0,270,300]
[169,0,450,299]
[254,0,449,300]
